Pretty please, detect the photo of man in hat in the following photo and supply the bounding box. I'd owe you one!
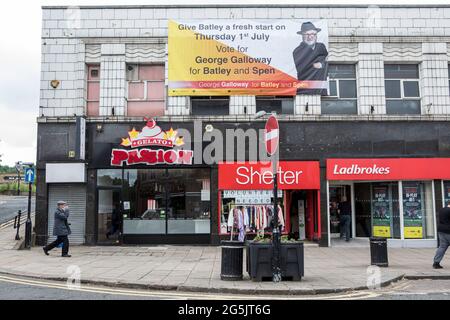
[292,21,328,94]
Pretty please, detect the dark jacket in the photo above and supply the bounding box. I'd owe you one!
[53,207,71,236]
[293,42,328,81]
[437,207,450,234]
[338,201,351,216]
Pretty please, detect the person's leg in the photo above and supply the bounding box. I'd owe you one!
[62,236,70,256]
[434,233,450,265]
[44,236,63,252]
[345,216,351,241]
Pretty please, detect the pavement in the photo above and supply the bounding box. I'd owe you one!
[0,216,449,295]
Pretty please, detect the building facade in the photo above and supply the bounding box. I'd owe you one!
[37,5,450,248]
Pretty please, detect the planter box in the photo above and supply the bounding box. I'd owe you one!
[246,241,304,281]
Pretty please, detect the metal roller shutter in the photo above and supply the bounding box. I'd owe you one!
[47,184,86,245]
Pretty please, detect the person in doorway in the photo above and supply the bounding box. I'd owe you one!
[338,196,351,242]
[43,200,71,257]
[433,201,450,269]
[106,202,122,240]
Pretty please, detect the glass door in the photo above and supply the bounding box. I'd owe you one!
[98,188,122,244]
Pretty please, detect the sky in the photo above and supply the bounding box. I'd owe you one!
[0,0,448,167]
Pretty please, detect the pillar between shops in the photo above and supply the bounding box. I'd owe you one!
[319,163,329,247]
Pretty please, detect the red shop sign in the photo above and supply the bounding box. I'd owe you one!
[327,158,450,181]
[218,161,320,190]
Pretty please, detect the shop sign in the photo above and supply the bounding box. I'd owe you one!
[327,158,450,181]
[223,190,283,205]
[168,19,329,96]
[218,161,320,190]
[111,118,193,166]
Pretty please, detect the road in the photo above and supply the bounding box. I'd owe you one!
[0,195,35,224]
[0,274,449,300]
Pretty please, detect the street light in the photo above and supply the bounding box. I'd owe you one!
[253,110,282,283]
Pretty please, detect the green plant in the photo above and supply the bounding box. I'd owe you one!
[252,234,270,243]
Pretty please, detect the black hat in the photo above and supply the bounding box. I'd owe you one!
[297,22,321,35]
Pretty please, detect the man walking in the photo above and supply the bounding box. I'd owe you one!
[43,200,71,257]
[433,201,450,269]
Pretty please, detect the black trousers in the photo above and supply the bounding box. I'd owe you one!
[44,235,69,256]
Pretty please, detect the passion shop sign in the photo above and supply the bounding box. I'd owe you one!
[111,118,193,166]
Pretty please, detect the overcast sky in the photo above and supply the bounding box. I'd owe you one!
[0,0,447,167]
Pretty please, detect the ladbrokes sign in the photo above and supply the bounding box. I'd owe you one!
[327,158,450,180]
[111,119,193,166]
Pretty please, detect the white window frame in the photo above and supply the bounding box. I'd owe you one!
[385,78,421,100]
[126,64,165,103]
[86,65,100,104]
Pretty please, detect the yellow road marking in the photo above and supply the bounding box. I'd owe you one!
[0,274,380,300]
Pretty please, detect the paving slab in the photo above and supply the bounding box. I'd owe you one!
[0,221,450,294]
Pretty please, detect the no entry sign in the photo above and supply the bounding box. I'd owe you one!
[265,115,279,156]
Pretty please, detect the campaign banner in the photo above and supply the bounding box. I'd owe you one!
[372,186,392,238]
[168,19,329,96]
[403,183,424,239]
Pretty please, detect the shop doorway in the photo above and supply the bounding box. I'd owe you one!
[287,190,319,241]
[329,185,353,239]
[97,188,122,244]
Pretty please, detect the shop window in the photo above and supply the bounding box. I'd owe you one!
[384,64,421,115]
[191,96,230,115]
[86,65,100,116]
[443,181,450,206]
[126,64,165,117]
[219,190,286,236]
[321,64,357,115]
[353,182,401,239]
[402,181,435,239]
[99,168,211,235]
[255,96,294,115]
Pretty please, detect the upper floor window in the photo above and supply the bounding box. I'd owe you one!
[126,64,165,117]
[384,64,421,115]
[191,96,229,116]
[255,96,294,115]
[321,64,357,114]
[86,65,100,116]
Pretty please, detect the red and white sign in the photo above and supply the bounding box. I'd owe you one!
[327,158,450,181]
[219,161,320,190]
[264,115,279,156]
[111,118,193,166]
[111,148,193,166]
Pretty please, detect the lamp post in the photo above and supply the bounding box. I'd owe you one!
[253,110,282,282]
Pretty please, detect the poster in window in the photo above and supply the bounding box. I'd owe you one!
[444,182,450,207]
[403,183,423,239]
[372,186,391,238]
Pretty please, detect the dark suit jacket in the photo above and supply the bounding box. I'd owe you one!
[438,207,450,234]
[293,42,328,81]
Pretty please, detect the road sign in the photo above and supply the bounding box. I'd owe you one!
[264,115,279,156]
[24,168,35,183]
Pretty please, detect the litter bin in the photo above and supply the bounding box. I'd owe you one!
[370,237,388,267]
[220,240,244,281]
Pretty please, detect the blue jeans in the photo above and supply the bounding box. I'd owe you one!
[434,232,450,264]
[340,215,351,241]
